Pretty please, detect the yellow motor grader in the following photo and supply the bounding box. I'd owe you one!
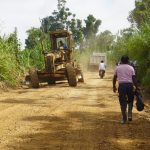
[26,29,84,88]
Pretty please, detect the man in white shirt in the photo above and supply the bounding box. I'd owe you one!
[99,60,106,78]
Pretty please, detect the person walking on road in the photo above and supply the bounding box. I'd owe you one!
[99,60,106,78]
[113,55,139,124]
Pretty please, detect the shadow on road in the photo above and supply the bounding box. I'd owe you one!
[8,110,150,150]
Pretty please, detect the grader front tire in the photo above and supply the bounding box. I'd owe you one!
[66,64,77,87]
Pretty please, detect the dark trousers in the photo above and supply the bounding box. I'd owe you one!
[118,83,134,121]
[99,70,105,78]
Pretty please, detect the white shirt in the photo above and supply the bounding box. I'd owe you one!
[99,62,106,70]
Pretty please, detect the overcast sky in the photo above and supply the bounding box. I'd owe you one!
[0,0,135,47]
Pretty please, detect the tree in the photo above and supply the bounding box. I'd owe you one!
[25,28,46,69]
[110,0,150,90]
[83,15,101,40]
[25,28,42,49]
[96,30,114,51]
[41,0,74,32]
[7,28,21,65]
[120,27,135,39]
[41,0,83,45]
[69,19,83,46]
[81,15,101,50]
[128,0,150,28]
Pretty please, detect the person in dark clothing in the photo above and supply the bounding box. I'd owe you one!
[59,40,68,49]
[113,55,139,124]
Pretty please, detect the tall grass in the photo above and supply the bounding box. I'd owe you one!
[0,36,21,87]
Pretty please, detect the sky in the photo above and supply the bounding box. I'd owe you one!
[0,0,135,48]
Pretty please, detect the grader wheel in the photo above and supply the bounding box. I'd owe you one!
[66,64,77,87]
[29,68,39,88]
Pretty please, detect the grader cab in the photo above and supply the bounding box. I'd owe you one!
[27,29,84,88]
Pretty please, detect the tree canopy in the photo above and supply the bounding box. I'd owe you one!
[40,0,101,46]
[128,0,150,28]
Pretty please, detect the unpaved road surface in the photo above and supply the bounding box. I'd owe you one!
[0,71,150,150]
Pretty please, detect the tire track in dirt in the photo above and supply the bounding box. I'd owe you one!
[0,85,73,149]
[0,71,149,150]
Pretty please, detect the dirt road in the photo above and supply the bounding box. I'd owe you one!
[0,71,150,150]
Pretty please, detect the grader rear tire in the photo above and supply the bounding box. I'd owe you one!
[66,64,77,87]
[29,68,39,88]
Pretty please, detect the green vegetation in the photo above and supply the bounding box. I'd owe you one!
[112,24,150,88]
[112,0,150,89]
[0,30,21,87]
[0,0,150,90]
